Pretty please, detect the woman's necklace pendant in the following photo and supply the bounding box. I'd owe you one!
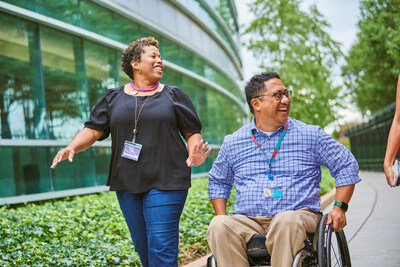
[128,89,138,95]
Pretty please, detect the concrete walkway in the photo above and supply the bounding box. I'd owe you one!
[337,171,400,266]
[184,171,400,267]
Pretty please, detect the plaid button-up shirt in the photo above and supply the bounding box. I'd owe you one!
[208,118,361,217]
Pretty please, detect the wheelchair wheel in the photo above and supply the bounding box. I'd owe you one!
[207,255,217,267]
[315,214,351,267]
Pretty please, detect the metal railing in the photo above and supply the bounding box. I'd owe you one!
[345,103,396,171]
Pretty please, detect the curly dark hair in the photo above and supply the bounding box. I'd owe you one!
[121,37,159,79]
[245,72,281,114]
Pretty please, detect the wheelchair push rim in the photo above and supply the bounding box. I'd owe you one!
[315,214,352,267]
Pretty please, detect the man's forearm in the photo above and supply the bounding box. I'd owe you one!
[335,184,355,203]
[211,198,228,215]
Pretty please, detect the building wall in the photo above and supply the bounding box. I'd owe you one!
[0,0,246,204]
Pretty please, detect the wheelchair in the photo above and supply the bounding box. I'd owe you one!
[207,214,351,267]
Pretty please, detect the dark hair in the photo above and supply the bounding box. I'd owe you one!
[245,72,281,114]
[121,37,159,79]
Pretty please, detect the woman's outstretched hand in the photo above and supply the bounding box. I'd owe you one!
[51,147,75,169]
[186,139,211,167]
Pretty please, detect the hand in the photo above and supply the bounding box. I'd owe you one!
[326,207,347,232]
[186,139,211,167]
[383,162,396,187]
[50,147,75,169]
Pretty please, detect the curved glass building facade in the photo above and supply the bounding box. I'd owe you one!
[0,0,246,204]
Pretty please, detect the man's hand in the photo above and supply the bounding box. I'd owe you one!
[326,206,347,232]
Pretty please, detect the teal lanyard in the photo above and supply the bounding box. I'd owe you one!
[250,120,289,181]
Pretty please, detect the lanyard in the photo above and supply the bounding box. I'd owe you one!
[250,120,289,181]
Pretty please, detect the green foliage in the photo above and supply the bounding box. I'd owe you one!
[179,178,236,261]
[0,180,236,266]
[0,192,139,266]
[342,0,400,115]
[331,129,340,140]
[320,167,335,195]
[0,176,333,266]
[243,0,343,128]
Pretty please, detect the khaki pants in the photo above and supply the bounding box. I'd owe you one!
[207,208,321,267]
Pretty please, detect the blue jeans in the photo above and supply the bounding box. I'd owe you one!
[116,189,188,267]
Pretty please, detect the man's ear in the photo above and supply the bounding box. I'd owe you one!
[251,98,261,112]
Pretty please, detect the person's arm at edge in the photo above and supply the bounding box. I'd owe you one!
[184,133,211,167]
[383,74,400,186]
[51,127,103,168]
[210,198,228,215]
[326,184,355,232]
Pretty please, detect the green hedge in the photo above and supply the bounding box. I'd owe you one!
[0,171,333,266]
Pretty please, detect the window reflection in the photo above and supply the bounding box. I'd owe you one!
[84,41,119,109]
[0,14,37,139]
[37,0,80,26]
[81,1,113,38]
[40,27,86,139]
[0,2,246,199]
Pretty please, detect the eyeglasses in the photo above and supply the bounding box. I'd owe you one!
[254,89,293,101]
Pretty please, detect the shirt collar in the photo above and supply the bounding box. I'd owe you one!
[250,117,291,136]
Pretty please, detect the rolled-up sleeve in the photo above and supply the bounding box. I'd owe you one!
[209,136,235,200]
[316,127,361,187]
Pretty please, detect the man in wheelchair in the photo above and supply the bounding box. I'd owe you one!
[207,72,361,267]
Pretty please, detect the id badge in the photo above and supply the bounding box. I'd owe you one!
[263,187,283,199]
[121,141,142,161]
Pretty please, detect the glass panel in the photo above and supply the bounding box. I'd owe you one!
[1,0,35,11]
[158,37,180,65]
[119,65,131,86]
[139,27,159,40]
[80,0,113,38]
[84,41,119,109]
[207,90,221,143]
[180,48,194,71]
[0,145,110,198]
[161,69,182,88]
[50,146,96,190]
[0,146,52,197]
[0,14,39,139]
[93,146,111,185]
[40,26,87,139]
[193,57,205,77]
[224,100,242,134]
[197,86,211,141]
[0,147,16,197]
[37,0,80,26]
[112,14,140,44]
[181,76,197,106]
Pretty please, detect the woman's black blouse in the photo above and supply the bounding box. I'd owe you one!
[84,85,202,193]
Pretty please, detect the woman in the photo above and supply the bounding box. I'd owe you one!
[384,74,400,187]
[51,37,211,266]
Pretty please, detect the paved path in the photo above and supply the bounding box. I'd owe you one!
[324,171,400,267]
[185,171,400,267]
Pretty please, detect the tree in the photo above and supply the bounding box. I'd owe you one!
[342,0,400,116]
[243,0,343,128]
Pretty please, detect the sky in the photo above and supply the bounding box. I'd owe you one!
[235,0,363,128]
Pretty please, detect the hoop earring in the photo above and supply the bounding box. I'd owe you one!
[137,69,142,74]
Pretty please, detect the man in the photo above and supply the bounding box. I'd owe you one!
[207,72,360,267]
